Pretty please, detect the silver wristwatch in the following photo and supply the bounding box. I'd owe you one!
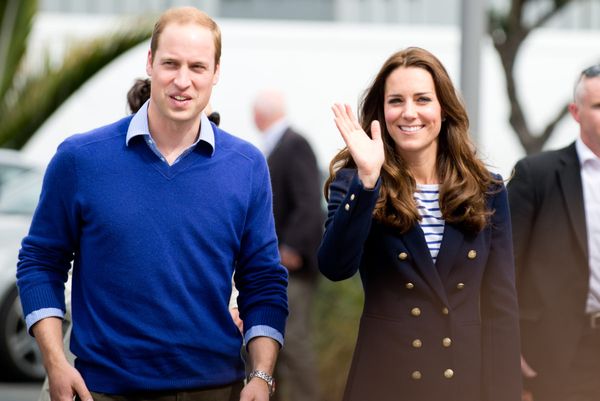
[248,369,276,396]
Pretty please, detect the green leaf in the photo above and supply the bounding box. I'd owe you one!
[0,0,37,102]
[0,20,152,149]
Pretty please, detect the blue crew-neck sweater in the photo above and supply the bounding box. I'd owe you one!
[17,115,288,393]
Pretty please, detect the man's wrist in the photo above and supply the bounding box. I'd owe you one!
[248,370,276,396]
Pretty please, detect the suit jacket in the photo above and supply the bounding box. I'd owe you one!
[318,169,521,401]
[507,142,589,398]
[267,128,323,279]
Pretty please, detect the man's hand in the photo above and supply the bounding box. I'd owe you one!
[239,376,270,401]
[521,354,537,378]
[32,317,93,401]
[521,355,537,401]
[229,307,244,333]
[522,390,534,401]
[279,245,302,271]
[47,360,92,401]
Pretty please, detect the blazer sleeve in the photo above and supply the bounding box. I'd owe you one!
[278,135,324,266]
[317,169,380,281]
[480,183,523,401]
[506,158,536,280]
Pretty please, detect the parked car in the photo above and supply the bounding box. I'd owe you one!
[0,148,45,380]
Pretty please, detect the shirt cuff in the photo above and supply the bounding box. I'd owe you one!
[245,325,284,347]
[25,308,65,335]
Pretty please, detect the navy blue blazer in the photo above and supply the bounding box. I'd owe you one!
[508,142,589,400]
[318,169,521,401]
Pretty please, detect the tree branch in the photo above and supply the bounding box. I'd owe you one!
[530,0,572,30]
[492,0,576,154]
[539,102,570,145]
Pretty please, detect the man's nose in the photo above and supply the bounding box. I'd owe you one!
[174,68,191,88]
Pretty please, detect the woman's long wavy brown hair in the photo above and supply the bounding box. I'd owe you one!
[325,47,500,234]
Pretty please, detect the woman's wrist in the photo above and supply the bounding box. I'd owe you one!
[358,171,379,189]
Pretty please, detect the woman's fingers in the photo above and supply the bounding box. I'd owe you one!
[333,116,350,145]
[370,120,381,141]
[332,104,356,145]
[344,104,362,131]
[333,103,359,134]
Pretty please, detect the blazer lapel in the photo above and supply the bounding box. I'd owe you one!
[557,144,588,259]
[435,223,464,280]
[402,224,449,306]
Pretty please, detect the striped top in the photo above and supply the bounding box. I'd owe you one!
[414,184,445,264]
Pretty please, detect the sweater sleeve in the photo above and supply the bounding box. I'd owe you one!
[317,168,381,281]
[16,141,80,323]
[234,154,288,337]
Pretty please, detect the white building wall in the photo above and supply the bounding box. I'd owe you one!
[22,13,600,179]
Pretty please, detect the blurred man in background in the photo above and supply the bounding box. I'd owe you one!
[254,89,323,401]
[508,64,600,401]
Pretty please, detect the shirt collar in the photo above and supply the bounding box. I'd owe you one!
[261,118,288,157]
[126,100,215,156]
[576,137,600,167]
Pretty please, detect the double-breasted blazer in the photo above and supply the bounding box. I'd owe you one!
[507,142,589,400]
[318,169,521,401]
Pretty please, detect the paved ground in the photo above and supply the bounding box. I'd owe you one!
[0,382,42,401]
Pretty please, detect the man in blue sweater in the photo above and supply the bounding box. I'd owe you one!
[16,7,287,401]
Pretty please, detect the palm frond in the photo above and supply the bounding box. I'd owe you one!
[0,0,37,101]
[0,21,153,149]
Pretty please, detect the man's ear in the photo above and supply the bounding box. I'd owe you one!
[568,102,580,123]
[146,49,153,77]
[212,63,220,86]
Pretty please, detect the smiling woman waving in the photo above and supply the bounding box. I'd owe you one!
[318,47,522,401]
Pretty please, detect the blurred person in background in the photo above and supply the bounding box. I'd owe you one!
[18,6,287,401]
[318,47,521,401]
[508,64,600,401]
[127,78,222,126]
[253,89,323,401]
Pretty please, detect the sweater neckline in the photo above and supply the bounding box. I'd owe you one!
[132,138,209,180]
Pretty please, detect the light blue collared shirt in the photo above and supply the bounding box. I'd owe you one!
[27,101,284,346]
[126,100,215,162]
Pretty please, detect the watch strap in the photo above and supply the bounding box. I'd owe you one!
[248,369,275,396]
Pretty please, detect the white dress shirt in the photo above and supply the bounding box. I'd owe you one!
[576,138,600,313]
[260,118,288,157]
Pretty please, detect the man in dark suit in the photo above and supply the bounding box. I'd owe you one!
[253,90,323,401]
[508,64,600,401]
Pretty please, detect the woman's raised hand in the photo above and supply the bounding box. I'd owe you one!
[332,103,384,189]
